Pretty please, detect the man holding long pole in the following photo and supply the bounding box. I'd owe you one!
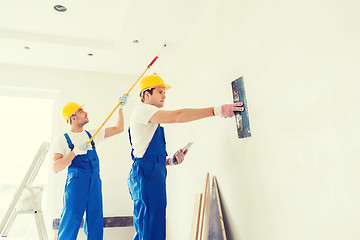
[52,95,127,240]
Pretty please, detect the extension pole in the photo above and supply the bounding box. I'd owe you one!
[87,44,166,144]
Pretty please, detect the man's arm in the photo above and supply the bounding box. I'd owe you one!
[52,152,75,173]
[52,142,91,173]
[150,103,244,124]
[150,108,213,124]
[105,94,128,138]
[105,108,125,138]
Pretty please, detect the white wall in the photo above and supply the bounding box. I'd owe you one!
[161,0,360,240]
[1,0,360,239]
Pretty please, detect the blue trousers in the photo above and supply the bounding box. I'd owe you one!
[57,171,103,240]
[128,159,167,240]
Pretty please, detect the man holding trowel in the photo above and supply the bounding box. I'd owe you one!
[127,74,243,240]
[52,95,128,240]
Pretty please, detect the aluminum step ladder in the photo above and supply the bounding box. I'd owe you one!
[0,141,50,240]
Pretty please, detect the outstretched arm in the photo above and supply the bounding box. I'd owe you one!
[149,102,244,124]
[150,108,214,124]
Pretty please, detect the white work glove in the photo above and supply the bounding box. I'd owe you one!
[167,149,187,166]
[213,102,244,118]
[73,143,91,156]
[118,93,129,109]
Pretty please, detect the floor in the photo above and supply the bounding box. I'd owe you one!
[0,214,40,240]
[1,186,135,240]
[0,186,46,240]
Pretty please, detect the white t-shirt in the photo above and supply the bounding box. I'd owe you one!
[53,128,106,156]
[129,103,161,158]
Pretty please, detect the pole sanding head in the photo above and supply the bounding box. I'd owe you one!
[231,76,251,138]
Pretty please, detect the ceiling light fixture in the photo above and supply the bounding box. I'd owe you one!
[133,40,139,44]
[54,5,67,12]
[24,46,30,50]
[88,53,93,56]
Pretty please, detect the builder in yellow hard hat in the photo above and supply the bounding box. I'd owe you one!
[52,94,128,240]
[127,74,244,240]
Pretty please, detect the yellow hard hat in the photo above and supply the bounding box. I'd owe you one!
[139,74,171,97]
[62,102,85,123]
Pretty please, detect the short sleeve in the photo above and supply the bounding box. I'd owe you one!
[53,135,67,156]
[132,104,160,125]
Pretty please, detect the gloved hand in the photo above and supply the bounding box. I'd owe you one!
[167,149,186,166]
[73,142,91,156]
[118,93,128,109]
[213,102,244,118]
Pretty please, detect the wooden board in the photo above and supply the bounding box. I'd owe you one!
[208,176,226,240]
[199,172,210,240]
[231,76,251,138]
[203,173,211,240]
[190,193,203,240]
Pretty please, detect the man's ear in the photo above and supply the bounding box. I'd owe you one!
[70,115,76,123]
[144,91,150,99]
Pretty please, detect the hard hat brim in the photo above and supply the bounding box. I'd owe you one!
[139,84,171,97]
[164,84,171,91]
[66,104,85,123]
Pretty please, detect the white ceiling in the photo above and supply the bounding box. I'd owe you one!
[0,0,213,75]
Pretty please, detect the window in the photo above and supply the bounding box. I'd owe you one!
[0,87,57,239]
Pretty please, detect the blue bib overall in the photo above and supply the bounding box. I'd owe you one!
[57,130,103,240]
[128,125,168,240]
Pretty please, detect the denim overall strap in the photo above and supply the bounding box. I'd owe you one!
[84,130,96,150]
[64,133,74,150]
[128,127,135,160]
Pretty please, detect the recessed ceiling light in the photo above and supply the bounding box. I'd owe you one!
[54,5,67,12]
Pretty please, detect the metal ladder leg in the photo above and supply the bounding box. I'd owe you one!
[33,210,48,240]
[37,211,48,240]
[1,211,18,237]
